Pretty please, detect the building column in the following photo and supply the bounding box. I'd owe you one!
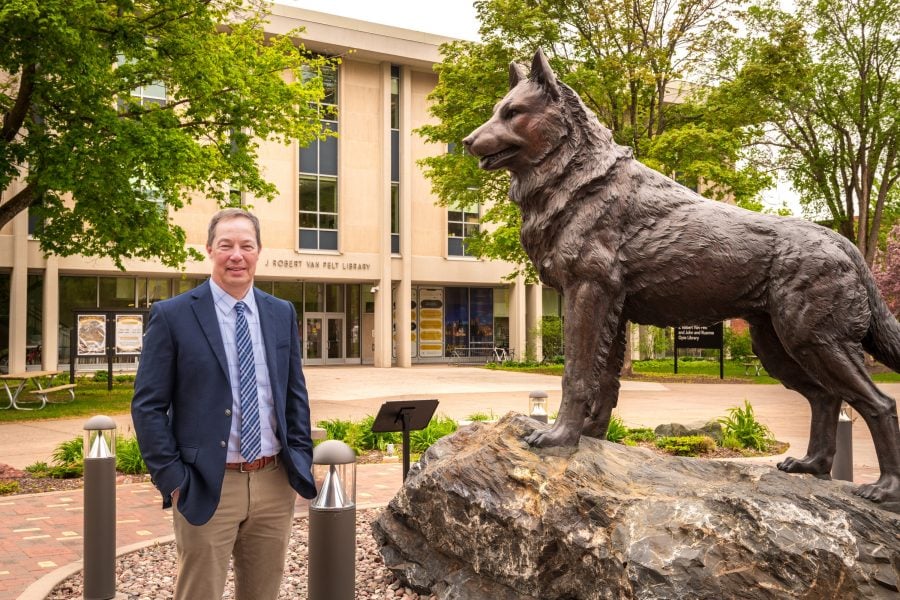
[396,65,413,367]
[42,256,59,370]
[509,275,527,362]
[526,283,543,363]
[374,61,394,368]
[8,210,28,373]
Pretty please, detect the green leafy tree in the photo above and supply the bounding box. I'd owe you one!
[714,0,900,265]
[418,0,771,277]
[874,223,900,316]
[0,0,333,268]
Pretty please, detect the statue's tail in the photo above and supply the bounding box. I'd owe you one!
[860,256,900,373]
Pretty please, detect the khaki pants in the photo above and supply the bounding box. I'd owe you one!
[172,460,297,600]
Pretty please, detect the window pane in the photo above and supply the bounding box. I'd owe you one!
[464,211,480,224]
[448,237,464,256]
[300,212,317,228]
[300,229,318,249]
[320,132,338,175]
[300,177,318,211]
[391,130,399,182]
[320,230,338,250]
[448,222,464,237]
[299,141,318,174]
[98,277,135,308]
[391,233,400,254]
[322,66,337,105]
[464,223,480,237]
[325,284,344,312]
[305,283,324,312]
[448,211,462,222]
[391,184,400,234]
[319,213,336,230]
[319,179,337,213]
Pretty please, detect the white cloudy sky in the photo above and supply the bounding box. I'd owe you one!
[275,0,480,40]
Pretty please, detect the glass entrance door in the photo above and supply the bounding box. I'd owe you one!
[305,313,344,364]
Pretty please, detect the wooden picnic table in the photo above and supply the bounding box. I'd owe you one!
[0,370,75,410]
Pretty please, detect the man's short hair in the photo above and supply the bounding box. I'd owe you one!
[207,208,261,248]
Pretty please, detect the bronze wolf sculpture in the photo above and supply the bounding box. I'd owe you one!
[463,49,900,506]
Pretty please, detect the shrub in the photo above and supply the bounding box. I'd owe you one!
[606,414,628,443]
[718,400,775,451]
[25,461,50,476]
[344,415,401,453]
[52,436,83,465]
[466,411,494,422]
[317,418,353,441]
[92,370,108,382]
[724,327,753,359]
[116,436,148,474]
[624,428,657,443]
[655,435,717,457]
[0,480,20,495]
[409,415,458,453]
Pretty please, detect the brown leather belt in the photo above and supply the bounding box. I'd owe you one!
[225,455,277,472]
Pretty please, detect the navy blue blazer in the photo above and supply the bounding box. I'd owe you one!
[131,280,316,526]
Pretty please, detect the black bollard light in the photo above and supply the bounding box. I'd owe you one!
[529,390,549,424]
[308,440,356,600]
[83,415,117,600]
[832,406,853,482]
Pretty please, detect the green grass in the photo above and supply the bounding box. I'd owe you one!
[0,378,134,423]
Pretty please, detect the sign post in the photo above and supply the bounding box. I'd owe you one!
[673,323,724,379]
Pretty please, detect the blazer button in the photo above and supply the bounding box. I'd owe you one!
[225,409,232,416]
[220,441,226,448]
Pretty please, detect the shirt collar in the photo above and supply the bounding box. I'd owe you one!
[209,279,257,316]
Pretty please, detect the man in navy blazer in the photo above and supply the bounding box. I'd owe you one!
[132,208,316,599]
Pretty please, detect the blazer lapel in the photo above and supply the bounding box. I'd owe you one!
[192,281,229,379]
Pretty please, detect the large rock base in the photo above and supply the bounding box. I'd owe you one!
[373,414,900,599]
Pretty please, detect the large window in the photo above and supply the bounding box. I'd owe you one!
[299,61,339,251]
[448,202,480,257]
[390,66,400,254]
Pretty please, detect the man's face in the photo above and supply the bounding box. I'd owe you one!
[207,216,260,299]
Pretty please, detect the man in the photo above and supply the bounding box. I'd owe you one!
[132,208,316,599]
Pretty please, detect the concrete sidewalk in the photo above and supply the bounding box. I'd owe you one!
[1,365,895,599]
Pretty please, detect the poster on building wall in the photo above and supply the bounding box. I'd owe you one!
[77,315,107,356]
[418,288,444,357]
[115,314,144,355]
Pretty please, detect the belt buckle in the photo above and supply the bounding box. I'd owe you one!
[239,459,254,473]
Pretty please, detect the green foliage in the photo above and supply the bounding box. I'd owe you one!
[0,1,334,268]
[25,461,50,475]
[466,411,495,422]
[718,400,775,451]
[344,415,401,453]
[92,370,108,382]
[52,436,83,466]
[0,480,20,495]
[116,436,148,475]
[606,414,629,443]
[409,415,458,453]
[724,327,753,359]
[537,316,564,363]
[655,435,717,456]
[317,418,354,442]
[624,428,657,443]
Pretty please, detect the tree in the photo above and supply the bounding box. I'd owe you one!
[0,0,332,268]
[874,223,900,316]
[715,0,900,265]
[418,0,771,278]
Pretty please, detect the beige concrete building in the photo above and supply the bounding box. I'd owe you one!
[0,6,548,373]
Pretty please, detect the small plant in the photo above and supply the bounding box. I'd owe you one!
[116,436,148,474]
[344,415,401,454]
[410,414,458,453]
[606,414,628,443]
[25,461,50,476]
[92,370,109,382]
[317,418,353,441]
[718,400,775,451]
[52,436,84,465]
[465,411,494,422]
[0,480,20,495]
[655,435,717,457]
[624,428,657,443]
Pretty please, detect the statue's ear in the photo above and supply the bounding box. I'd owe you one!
[509,62,528,90]
[530,49,560,100]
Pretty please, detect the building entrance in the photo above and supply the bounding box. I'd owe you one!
[304,313,344,365]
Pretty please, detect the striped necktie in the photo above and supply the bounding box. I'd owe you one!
[235,301,261,462]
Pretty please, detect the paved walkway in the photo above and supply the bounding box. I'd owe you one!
[0,365,896,599]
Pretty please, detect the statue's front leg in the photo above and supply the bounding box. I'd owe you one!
[526,282,623,448]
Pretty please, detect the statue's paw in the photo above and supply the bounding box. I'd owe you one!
[777,455,829,476]
[525,424,580,448]
[853,475,900,505]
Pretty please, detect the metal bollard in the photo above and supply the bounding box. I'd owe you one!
[529,390,549,424]
[83,415,117,600]
[832,407,853,482]
[309,440,357,600]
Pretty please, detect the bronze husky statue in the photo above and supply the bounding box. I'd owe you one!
[463,49,900,506]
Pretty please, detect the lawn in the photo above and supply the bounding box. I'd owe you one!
[0,378,134,423]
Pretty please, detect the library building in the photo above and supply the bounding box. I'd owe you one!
[0,6,557,373]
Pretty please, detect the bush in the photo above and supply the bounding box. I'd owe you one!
[344,415,401,453]
[116,436,148,474]
[724,327,753,359]
[655,435,717,456]
[25,461,50,476]
[606,414,628,443]
[466,411,494,422]
[52,436,83,465]
[409,414,458,453]
[317,418,353,441]
[718,400,775,451]
[0,480,20,495]
[92,370,108,382]
[624,427,657,443]
[538,316,564,363]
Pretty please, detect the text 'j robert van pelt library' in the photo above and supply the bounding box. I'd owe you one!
[0,5,559,373]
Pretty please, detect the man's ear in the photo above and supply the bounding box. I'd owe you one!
[530,48,560,101]
[509,62,528,90]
